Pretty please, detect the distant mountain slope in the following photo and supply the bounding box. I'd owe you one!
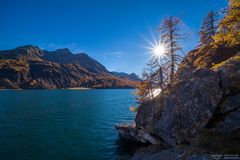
[42,49,108,74]
[0,45,138,89]
[0,45,43,61]
[111,71,141,81]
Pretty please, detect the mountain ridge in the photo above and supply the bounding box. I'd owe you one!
[0,45,139,89]
[111,71,141,81]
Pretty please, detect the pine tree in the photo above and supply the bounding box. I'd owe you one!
[199,11,218,46]
[158,16,184,84]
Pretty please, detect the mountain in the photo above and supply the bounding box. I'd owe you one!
[111,71,141,81]
[42,48,108,74]
[0,45,139,89]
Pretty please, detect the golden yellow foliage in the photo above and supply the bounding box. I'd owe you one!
[134,81,150,107]
[135,81,149,97]
[211,55,240,70]
[213,0,240,46]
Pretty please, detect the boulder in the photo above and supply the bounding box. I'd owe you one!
[135,97,165,131]
[120,69,224,146]
[115,123,163,145]
[153,69,223,146]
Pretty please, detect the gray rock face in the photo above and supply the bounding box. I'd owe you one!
[117,60,240,146]
[132,146,210,160]
[210,55,240,133]
[219,94,240,114]
[216,108,240,133]
[115,123,163,145]
[135,98,164,131]
[139,69,223,146]
[132,148,182,160]
[117,68,226,147]
[214,54,240,94]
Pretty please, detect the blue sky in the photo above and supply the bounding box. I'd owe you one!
[0,0,227,75]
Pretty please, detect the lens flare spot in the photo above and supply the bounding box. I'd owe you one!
[153,44,166,59]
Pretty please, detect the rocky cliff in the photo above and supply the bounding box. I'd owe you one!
[0,45,138,89]
[116,44,240,159]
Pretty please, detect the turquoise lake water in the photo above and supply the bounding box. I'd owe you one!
[0,89,137,160]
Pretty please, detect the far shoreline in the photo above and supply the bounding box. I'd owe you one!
[0,87,135,90]
[64,87,90,90]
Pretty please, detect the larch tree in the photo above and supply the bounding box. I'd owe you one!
[146,58,165,90]
[213,0,240,46]
[158,16,184,84]
[135,80,151,104]
[135,16,185,104]
[142,67,155,99]
[136,67,157,100]
[199,11,218,46]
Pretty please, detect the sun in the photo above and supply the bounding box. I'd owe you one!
[140,32,168,61]
[153,44,166,59]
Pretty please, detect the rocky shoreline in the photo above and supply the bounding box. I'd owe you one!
[116,46,240,159]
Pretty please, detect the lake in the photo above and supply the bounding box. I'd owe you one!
[0,89,137,160]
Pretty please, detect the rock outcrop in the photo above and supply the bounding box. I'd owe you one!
[115,123,165,145]
[116,45,240,159]
[132,145,210,160]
